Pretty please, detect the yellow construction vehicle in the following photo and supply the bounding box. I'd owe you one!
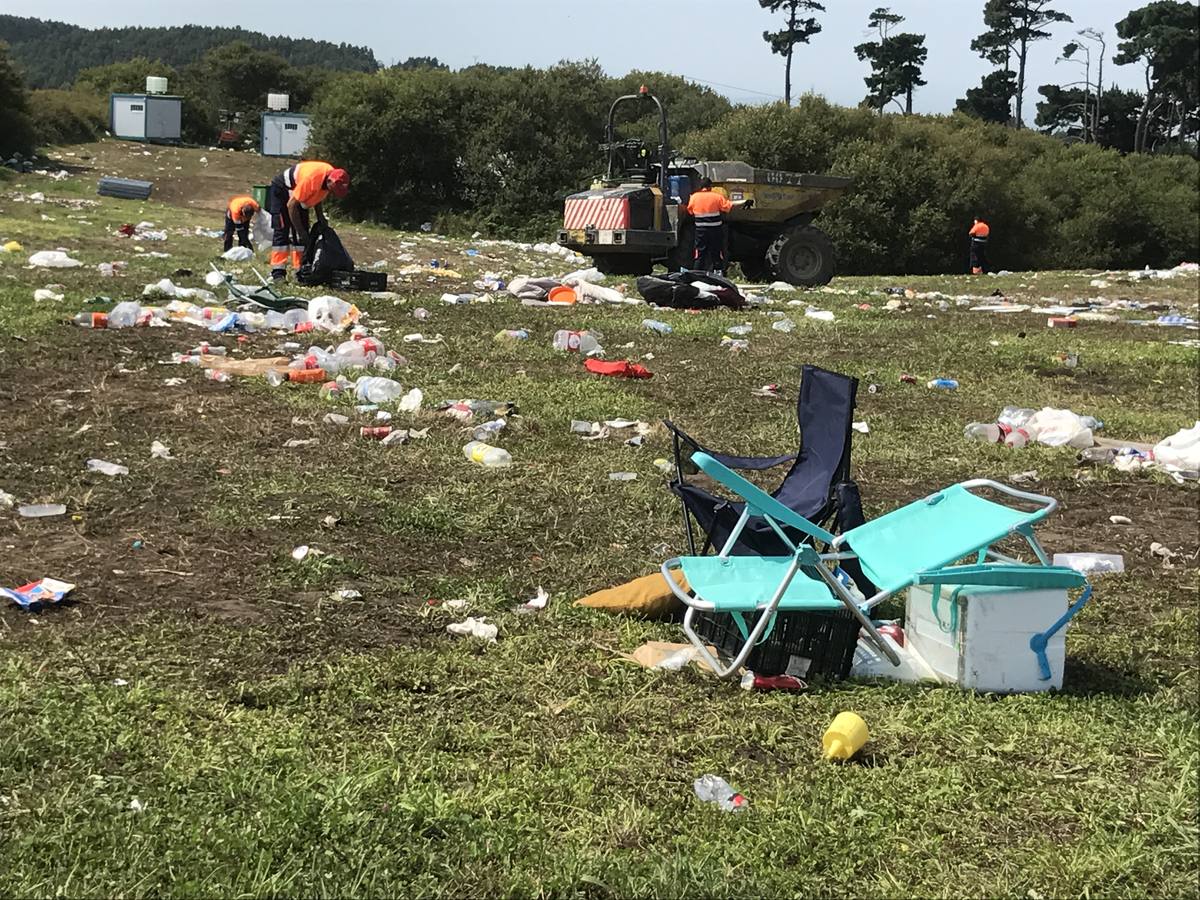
[557,88,851,285]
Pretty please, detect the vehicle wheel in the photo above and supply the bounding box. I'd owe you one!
[593,254,653,276]
[765,226,836,286]
[737,254,771,282]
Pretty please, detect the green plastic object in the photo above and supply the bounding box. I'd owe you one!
[841,485,1051,593]
[251,184,268,210]
[677,556,841,612]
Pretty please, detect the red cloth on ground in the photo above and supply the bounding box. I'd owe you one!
[584,359,653,379]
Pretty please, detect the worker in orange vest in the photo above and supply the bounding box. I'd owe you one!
[686,178,734,274]
[969,218,990,274]
[267,160,350,280]
[222,195,259,253]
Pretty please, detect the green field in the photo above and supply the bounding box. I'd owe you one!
[1,141,1197,897]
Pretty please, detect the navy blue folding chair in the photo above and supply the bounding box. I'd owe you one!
[663,364,875,593]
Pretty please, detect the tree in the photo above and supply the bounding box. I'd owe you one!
[971,0,1073,127]
[1115,1,1199,152]
[0,41,35,155]
[1036,83,1144,151]
[956,70,1019,123]
[75,58,177,96]
[759,1,825,106]
[854,8,928,114]
[391,57,448,70]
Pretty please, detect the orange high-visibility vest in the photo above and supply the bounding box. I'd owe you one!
[687,189,733,227]
[283,161,334,208]
[227,195,259,222]
[969,220,990,240]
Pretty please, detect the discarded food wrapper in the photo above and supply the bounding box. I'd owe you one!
[18,503,66,518]
[1009,470,1039,484]
[1150,542,1175,560]
[291,545,325,562]
[740,672,807,691]
[2,577,75,611]
[693,774,748,813]
[149,440,174,460]
[622,640,724,673]
[1109,515,1133,525]
[852,421,869,434]
[0,489,14,509]
[751,384,782,399]
[332,589,363,601]
[446,616,498,642]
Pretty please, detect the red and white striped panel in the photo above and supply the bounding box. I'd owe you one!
[563,196,630,230]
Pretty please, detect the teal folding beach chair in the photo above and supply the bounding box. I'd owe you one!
[663,453,1093,680]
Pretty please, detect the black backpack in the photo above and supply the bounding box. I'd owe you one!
[298,220,354,286]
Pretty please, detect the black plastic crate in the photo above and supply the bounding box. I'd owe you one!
[331,269,388,291]
[693,607,860,678]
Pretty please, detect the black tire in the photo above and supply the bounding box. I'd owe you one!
[737,254,771,282]
[593,254,653,276]
[765,225,836,286]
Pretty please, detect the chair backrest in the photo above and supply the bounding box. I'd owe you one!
[773,365,859,516]
[692,452,836,545]
[843,484,1051,593]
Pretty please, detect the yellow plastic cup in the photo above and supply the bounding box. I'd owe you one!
[822,711,869,761]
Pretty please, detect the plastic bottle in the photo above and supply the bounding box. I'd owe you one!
[692,775,748,812]
[771,318,796,333]
[1005,424,1039,448]
[998,406,1036,429]
[190,343,226,356]
[963,422,1004,443]
[354,376,404,404]
[107,301,143,329]
[822,711,869,761]
[642,319,672,334]
[205,370,232,383]
[552,330,601,354]
[926,378,959,390]
[334,337,385,370]
[462,441,512,468]
[74,312,108,328]
[473,419,506,441]
[360,426,394,440]
[18,503,67,518]
[267,368,327,386]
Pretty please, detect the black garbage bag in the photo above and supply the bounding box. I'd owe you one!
[297,220,354,287]
[636,270,746,310]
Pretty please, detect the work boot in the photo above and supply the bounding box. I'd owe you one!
[271,269,286,282]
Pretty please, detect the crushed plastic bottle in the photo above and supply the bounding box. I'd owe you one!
[726,324,752,336]
[1005,423,1039,448]
[189,343,226,356]
[205,370,232,383]
[552,330,602,354]
[926,378,959,390]
[964,422,1005,443]
[354,376,404,404]
[494,329,529,342]
[86,459,129,477]
[608,472,638,481]
[473,419,506,441]
[642,319,672,334]
[693,775,748,813]
[463,441,512,468]
[771,318,796,333]
[18,503,67,518]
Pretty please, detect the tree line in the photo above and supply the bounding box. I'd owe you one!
[0,15,378,88]
[759,0,1198,153]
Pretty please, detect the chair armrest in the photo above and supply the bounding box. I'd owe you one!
[662,420,795,470]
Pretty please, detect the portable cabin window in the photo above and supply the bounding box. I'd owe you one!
[130,104,144,111]
[284,123,299,131]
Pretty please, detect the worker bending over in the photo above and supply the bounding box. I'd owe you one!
[969,217,990,274]
[268,160,350,280]
[222,195,259,252]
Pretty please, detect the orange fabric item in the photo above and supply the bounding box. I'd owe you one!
[687,189,733,218]
[969,220,990,238]
[290,249,304,270]
[585,358,653,379]
[269,248,290,267]
[291,161,334,208]
[575,570,688,618]
[227,195,259,222]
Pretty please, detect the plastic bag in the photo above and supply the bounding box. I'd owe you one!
[1026,408,1094,449]
[1153,421,1200,473]
[308,295,359,332]
[28,250,81,268]
[222,246,253,262]
[250,209,273,251]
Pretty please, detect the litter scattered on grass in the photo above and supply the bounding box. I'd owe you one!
[86,459,129,477]
[2,577,75,611]
[446,617,498,642]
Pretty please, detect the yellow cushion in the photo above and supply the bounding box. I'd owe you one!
[574,570,687,618]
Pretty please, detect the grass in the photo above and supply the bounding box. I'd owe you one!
[0,139,1197,897]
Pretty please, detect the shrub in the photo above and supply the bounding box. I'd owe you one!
[29,89,105,146]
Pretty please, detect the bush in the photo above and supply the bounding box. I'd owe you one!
[29,89,105,146]
[0,41,35,157]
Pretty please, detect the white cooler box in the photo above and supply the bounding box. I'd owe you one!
[906,583,1073,692]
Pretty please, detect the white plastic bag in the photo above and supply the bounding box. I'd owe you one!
[28,250,81,268]
[308,295,358,332]
[1027,408,1093,449]
[221,246,253,262]
[250,210,273,251]
[1153,421,1200,474]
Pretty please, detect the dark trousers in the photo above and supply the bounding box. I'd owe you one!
[222,212,251,252]
[694,224,726,273]
[970,239,989,274]
[268,175,310,279]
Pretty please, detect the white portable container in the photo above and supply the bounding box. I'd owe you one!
[267,93,290,111]
[110,93,182,142]
[145,76,169,94]
[260,112,311,157]
[905,584,1072,692]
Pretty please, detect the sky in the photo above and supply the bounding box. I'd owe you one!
[5,0,1150,113]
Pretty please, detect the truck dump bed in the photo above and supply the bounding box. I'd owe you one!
[694,161,851,223]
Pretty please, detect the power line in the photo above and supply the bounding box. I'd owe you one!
[673,72,785,101]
